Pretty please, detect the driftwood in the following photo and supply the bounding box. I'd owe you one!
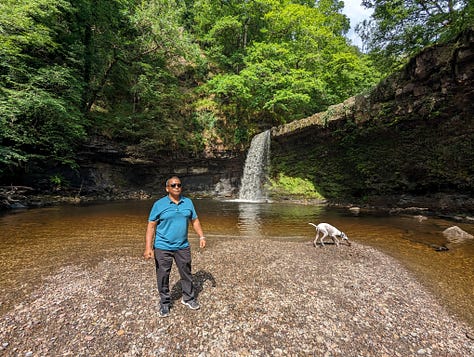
[0,185,34,193]
[0,186,34,207]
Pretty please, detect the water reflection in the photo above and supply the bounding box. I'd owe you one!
[1,199,473,329]
[237,202,262,237]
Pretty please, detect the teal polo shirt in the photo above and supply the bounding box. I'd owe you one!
[148,195,198,251]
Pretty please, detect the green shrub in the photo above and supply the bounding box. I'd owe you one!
[269,174,325,200]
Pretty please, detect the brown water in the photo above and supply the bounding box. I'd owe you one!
[1,199,473,328]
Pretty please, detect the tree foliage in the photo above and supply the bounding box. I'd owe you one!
[0,0,85,173]
[201,0,382,140]
[0,0,205,178]
[6,0,461,184]
[357,0,472,72]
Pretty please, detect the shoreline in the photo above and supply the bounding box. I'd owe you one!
[2,190,474,224]
[0,191,474,224]
[1,239,473,356]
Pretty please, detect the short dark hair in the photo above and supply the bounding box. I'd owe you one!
[166,176,180,186]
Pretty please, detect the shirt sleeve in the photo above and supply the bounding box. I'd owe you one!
[148,201,161,222]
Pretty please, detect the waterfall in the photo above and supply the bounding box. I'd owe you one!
[238,130,271,201]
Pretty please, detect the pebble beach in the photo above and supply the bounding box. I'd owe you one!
[1,239,473,356]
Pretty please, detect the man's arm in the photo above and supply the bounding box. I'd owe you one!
[191,218,206,248]
[143,220,157,259]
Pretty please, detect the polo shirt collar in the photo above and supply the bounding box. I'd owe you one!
[167,195,183,204]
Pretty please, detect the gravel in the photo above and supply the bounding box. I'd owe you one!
[1,239,473,356]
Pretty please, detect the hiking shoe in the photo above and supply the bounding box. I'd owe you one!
[159,305,170,318]
[181,298,200,310]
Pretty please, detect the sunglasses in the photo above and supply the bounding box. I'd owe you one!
[169,183,182,188]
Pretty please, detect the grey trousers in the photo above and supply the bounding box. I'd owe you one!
[154,246,194,308]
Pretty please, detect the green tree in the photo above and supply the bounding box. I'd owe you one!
[72,0,142,114]
[202,0,382,140]
[0,0,204,177]
[357,0,472,72]
[190,0,274,72]
[0,0,85,174]
[108,0,205,154]
[0,0,385,183]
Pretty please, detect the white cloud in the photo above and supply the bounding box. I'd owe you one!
[341,0,373,48]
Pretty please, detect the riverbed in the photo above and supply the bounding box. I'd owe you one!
[1,198,473,330]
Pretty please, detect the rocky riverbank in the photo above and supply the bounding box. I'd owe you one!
[2,186,474,224]
[0,186,152,211]
[1,239,473,356]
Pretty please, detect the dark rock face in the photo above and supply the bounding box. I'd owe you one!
[73,142,245,197]
[0,136,245,208]
[270,29,474,214]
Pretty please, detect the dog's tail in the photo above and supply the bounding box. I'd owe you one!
[308,222,318,229]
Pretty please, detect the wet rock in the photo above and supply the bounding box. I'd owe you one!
[428,244,449,252]
[442,226,474,243]
[214,178,236,197]
[349,206,361,215]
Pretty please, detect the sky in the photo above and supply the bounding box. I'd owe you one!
[341,0,374,49]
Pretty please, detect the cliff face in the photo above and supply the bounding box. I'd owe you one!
[270,29,474,213]
[72,138,245,198]
[4,135,245,203]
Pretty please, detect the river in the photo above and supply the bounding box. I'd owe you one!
[1,198,473,328]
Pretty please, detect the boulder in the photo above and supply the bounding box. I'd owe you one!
[442,226,474,243]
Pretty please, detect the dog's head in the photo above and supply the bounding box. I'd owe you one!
[341,232,351,246]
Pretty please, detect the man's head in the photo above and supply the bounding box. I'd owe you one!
[165,176,182,196]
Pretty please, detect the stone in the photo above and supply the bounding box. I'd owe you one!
[442,226,474,243]
[349,207,361,215]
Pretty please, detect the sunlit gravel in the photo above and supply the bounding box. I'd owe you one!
[1,239,473,356]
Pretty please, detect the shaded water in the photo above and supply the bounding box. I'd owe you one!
[1,199,473,328]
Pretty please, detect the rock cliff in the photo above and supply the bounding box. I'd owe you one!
[270,28,474,213]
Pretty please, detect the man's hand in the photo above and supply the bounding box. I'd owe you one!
[199,237,206,249]
[143,248,154,259]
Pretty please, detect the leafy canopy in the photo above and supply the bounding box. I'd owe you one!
[357,0,472,71]
[1,0,414,183]
[201,0,382,140]
[0,0,85,173]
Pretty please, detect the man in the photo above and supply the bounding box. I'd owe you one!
[143,176,206,317]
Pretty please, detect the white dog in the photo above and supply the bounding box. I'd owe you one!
[308,223,350,247]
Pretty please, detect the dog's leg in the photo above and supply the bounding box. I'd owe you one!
[313,229,320,247]
[332,235,340,246]
[320,231,328,246]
